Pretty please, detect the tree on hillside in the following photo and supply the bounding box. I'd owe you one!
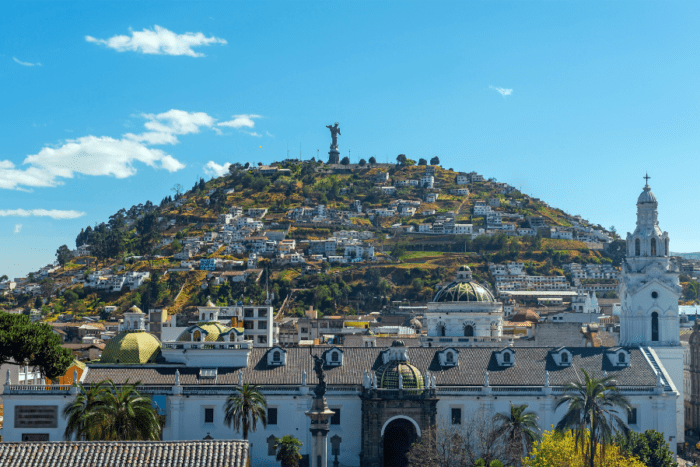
[358,158,366,166]
[56,245,72,269]
[369,156,377,164]
[340,156,350,165]
[418,158,427,166]
[396,154,408,165]
[0,274,8,283]
[0,313,73,379]
[430,156,440,165]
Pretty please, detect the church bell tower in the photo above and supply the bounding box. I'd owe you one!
[619,175,683,447]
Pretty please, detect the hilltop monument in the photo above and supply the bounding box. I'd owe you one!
[326,122,341,164]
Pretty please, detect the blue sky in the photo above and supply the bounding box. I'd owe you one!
[2,1,699,279]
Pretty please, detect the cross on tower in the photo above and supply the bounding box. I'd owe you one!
[644,173,651,184]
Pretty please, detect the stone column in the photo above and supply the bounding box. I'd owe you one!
[306,396,335,467]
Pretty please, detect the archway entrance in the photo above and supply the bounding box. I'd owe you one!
[382,418,417,467]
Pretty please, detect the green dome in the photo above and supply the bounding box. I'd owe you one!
[433,281,495,302]
[100,331,161,364]
[177,322,232,342]
[377,362,425,389]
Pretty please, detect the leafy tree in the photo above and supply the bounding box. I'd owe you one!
[34,296,43,309]
[494,403,540,461]
[224,383,268,440]
[171,239,182,253]
[390,242,407,258]
[525,429,645,467]
[0,274,8,282]
[396,154,408,165]
[368,156,377,164]
[340,156,350,165]
[418,158,427,165]
[613,429,676,467]
[358,158,366,166]
[275,435,303,467]
[63,289,79,304]
[0,313,73,379]
[430,156,440,165]
[555,369,631,467]
[171,183,184,197]
[56,244,72,269]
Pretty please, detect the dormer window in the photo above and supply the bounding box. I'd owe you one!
[267,346,287,366]
[606,348,630,368]
[551,348,572,367]
[438,348,459,367]
[323,347,344,367]
[618,353,625,364]
[494,348,515,367]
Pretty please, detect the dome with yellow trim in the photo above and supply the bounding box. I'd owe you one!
[177,322,233,342]
[376,341,424,389]
[433,265,495,303]
[100,331,161,364]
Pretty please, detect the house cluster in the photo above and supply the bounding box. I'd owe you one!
[75,270,151,292]
[286,204,359,225]
[489,262,573,295]
[455,171,485,184]
[301,230,376,264]
[418,212,473,235]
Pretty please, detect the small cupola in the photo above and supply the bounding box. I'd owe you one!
[381,340,410,364]
[456,265,473,281]
[493,348,515,367]
[550,347,572,367]
[267,346,287,366]
[606,347,630,368]
[438,347,459,367]
[323,347,344,367]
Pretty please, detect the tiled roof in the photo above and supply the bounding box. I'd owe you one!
[99,331,161,364]
[0,440,248,467]
[84,346,658,388]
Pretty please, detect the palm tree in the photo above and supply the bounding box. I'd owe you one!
[62,380,108,440]
[275,435,303,467]
[555,369,631,467]
[92,380,161,441]
[224,383,267,440]
[493,403,540,462]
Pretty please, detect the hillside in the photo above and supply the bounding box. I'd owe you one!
[0,159,627,322]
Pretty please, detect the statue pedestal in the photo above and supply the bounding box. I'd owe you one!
[328,148,340,165]
[306,397,335,467]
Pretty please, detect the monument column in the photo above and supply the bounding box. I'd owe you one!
[306,354,335,467]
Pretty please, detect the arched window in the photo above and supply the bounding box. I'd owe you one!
[651,312,659,341]
[503,352,511,363]
[446,352,453,363]
[273,351,280,362]
[193,330,202,341]
[561,353,569,363]
[209,313,214,320]
[635,238,641,256]
[438,324,446,337]
[464,325,474,337]
[618,353,625,364]
[651,238,657,256]
[331,352,339,362]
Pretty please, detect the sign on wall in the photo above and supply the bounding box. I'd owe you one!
[22,434,49,441]
[15,406,58,428]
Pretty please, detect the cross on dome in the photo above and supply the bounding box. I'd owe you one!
[644,173,651,186]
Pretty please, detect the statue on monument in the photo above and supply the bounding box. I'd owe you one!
[326,122,341,149]
[311,354,327,398]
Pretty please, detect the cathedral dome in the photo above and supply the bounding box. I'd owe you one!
[376,361,425,389]
[637,184,657,204]
[177,322,232,342]
[100,331,161,364]
[433,281,495,303]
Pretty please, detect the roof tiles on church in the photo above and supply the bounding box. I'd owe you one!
[0,440,248,467]
[83,347,659,388]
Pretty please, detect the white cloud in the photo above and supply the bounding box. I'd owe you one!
[13,57,41,67]
[266,131,275,138]
[218,114,262,129]
[14,224,22,234]
[243,131,262,137]
[126,109,217,145]
[0,209,86,219]
[489,86,513,98]
[86,25,227,57]
[203,161,232,178]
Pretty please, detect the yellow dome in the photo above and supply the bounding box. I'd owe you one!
[177,322,232,342]
[377,362,424,389]
[100,331,161,364]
